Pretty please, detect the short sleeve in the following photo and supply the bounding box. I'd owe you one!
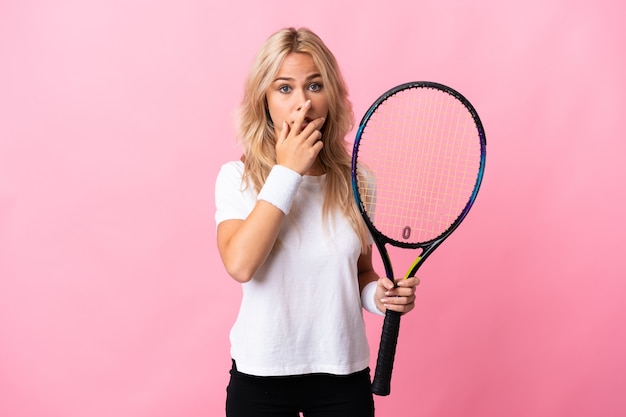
[214,161,255,227]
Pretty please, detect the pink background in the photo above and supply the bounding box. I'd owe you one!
[1,0,625,416]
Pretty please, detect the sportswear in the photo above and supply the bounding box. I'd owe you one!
[215,161,370,376]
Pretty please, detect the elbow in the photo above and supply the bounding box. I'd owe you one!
[217,229,264,283]
[228,270,254,284]
[223,259,255,283]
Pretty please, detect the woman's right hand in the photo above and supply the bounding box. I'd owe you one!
[275,100,325,175]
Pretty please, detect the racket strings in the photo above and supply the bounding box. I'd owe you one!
[356,86,481,244]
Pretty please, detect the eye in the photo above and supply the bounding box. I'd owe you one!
[309,82,322,92]
[279,85,292,93]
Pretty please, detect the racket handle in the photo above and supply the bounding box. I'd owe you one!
[371,309,402,396]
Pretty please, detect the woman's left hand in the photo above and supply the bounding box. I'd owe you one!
[374,277,420,315]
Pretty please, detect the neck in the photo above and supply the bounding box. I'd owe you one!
[305,162,326,176]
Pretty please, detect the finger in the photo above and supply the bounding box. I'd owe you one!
[381,294,414,304]
[276,121,289,145]
[409,276,420,286]
[290,100,311,134]
[384,287,414,299]
[395,303,415,314]
[295,99,310,113]
[379,277,396,291]
[397,277,420,288]
[381,296,415,314]
[301,117,325,144]
[386,288,413,299]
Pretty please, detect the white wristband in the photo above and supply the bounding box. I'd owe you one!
[361,281,384,316]
[257,165,303,214]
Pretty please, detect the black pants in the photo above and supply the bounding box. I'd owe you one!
[226,361,375,417]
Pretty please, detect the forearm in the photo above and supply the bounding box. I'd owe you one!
[357,247,385,315]
[218,165,303,283]
[358,268,380,293]
[359,271,386,316]
[217,201,285,283]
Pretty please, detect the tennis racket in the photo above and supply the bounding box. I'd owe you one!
[351,81,486,396]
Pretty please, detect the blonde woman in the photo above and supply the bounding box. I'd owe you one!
[215,27,419,417]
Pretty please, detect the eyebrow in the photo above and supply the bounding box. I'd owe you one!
[273,73,322,83]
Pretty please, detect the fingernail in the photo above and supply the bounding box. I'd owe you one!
[380,298,387,304]
[305,100,311,107]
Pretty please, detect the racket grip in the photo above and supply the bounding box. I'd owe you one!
[371,309,402,396]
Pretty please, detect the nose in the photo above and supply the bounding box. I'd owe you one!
[294,88,310,110]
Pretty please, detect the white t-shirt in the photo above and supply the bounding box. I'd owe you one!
[214,161,370,376]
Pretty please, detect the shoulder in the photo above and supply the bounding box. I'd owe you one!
[218,160,245,178]
[214,160,255,222]
[215,160,247,193]
[215,161,246,185]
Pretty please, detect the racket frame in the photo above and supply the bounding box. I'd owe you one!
[351,81,486,396]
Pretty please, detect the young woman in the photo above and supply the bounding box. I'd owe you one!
[215,27,419,417]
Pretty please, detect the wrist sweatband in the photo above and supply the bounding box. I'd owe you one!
[257,165,303,215]
[361,281,384,316]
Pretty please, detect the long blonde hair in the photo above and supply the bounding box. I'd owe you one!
[236,27,369,251]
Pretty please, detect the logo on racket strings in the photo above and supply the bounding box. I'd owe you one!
[402,226,411,240]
